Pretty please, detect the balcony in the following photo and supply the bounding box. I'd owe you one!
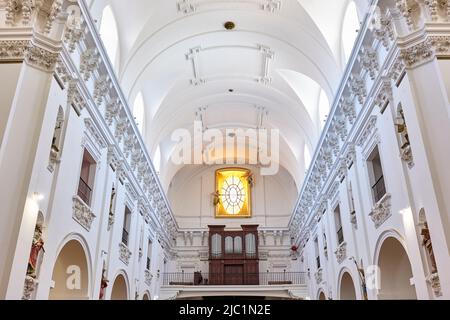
[159,272,308,300]
[162,271,306,286]
[77,177,92,206]
[372,175,386,203]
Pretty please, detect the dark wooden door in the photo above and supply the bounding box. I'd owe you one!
[224,265,244,285]
[245,261,260,285]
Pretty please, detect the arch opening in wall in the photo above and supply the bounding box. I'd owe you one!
[99,5,119,69]
[342,1,360,65]
[142,292,151,300]
[49,239,90,300]
[339,271,357,300]
[304,143,312,172]
[153,145,161,174]
[376,236,417,300]
[318,290,326,300]
[110,273,129,300]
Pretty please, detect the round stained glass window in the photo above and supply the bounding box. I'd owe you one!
[220,176,246,215]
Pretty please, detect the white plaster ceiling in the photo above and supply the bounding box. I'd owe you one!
[88,0,369,198]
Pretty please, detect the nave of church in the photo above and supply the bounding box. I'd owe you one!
[1,0,450,301]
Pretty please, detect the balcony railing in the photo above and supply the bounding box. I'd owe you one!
[122,229,129,246]
[337,227,344,245]
[162,272,307,286]
[372,175,386,203]
[146,257,151,271]
[77,177,92,205]
[209,251,258,259]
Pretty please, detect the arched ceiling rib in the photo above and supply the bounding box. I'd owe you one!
[88,0,370,196]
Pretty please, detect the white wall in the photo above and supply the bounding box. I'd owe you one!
[168,165,297,229]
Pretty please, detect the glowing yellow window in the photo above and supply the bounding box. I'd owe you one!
[215,168,252,218]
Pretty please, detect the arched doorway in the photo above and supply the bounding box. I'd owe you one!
[110,274,128,300]
[49,240,90,300]
[318,291,326,300]
[143,292,150,300]
[377,237,417,299]
[339,272,357,300]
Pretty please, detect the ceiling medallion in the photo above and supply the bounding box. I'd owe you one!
[224,21,236,30]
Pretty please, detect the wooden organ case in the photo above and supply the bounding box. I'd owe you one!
[208,225,259,285]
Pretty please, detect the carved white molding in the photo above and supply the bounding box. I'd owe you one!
[93,75,111,105]
[374,78,393,112]
[64,12,85,53]
[186,44,274,85]
[177,0,196,14]
[400,144,415,168]
[0,40,59,72]
[369,193,392,229]
[314,268,323,285]
[427,272,442,297]
[67,80,86,114]
[4,0,63,33]
[373,13,395,49]
[79,48,99,81]
[72,195,96,231]
[186,47,205,86]
[144,269,153,287]
[258,44,274,85]
[288,0,450,248]
[22,276,38,300]
[400,38,434,69]
[349,74,367,105]
[357,115,378,147]
[334,242,347,264]
[340,96,356,125]
[84,118,107,149]
[0,0,178,251]
[119,242,132,265]
[359,46,379,80]
[176,0,282,14]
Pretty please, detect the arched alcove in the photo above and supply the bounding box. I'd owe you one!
[133,91,145,134]
[318,291,326,300]
[49,240,90,300]
[142,292,150,300]
[153,145,161,174]
[342,1,360,65]
[304,143,312,171]
[339,272,357,300]
[318,89,330,130]
[377,237,417,299]
[110,273,129,300]
[99,5,119,68]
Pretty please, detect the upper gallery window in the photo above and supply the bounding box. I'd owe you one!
[99,5,119,68]
[334,205,344,245]
[367,146,387,203]
[133,92,145,134]
[78,149,96,206]
[342,1,360,65]
[122,206,132,246]
[215,168,252,218]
